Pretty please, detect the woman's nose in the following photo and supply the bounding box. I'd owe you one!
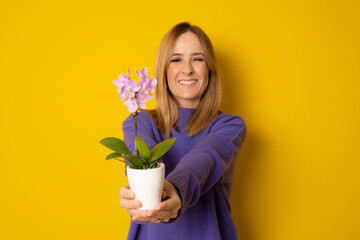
[182,61,194,75]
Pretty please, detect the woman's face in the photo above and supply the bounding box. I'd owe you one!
[167,32,209,108]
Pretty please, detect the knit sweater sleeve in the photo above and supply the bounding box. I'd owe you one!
[166,114,246,217]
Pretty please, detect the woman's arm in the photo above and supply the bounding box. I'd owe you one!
[120,111,246,222]
[166,114,246,217]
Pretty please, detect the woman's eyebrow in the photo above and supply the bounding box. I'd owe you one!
[171,52,205,57]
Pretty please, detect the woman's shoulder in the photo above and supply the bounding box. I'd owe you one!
[197,110,246,143]
[140,109,157,123]
[215,110,246,127]
[206,110,247,138]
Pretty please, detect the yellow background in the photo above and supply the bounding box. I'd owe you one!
[1,0,359,239]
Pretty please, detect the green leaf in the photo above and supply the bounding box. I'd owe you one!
[104,151,142,169]
[100,137,133,156]
[150,138,176,162]
[113,158,138,169]
[105,152,123,160]
[135,136,151,161]
[123,155,147,168]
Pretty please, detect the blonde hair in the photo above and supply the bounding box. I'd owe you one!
[149,22,221,138]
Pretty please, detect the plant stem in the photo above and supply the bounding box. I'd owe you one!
[132,111,139,156]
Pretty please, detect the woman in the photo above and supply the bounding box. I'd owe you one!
[120,22,246,240]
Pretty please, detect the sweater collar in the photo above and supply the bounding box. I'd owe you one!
[177,107,196,129]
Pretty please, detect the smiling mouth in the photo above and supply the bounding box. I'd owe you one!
[178,80,198,85]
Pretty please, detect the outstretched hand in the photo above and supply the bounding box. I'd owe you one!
[119,180,181,223]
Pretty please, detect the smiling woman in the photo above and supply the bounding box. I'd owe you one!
[167,32,209,108]
[119,22,246,240]
[153,22,221,138]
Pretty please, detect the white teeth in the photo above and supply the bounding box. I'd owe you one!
[179,80,197,85]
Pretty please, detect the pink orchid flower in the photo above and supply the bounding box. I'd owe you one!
[113,67,157,113]
[113,68,141,101]
[136,67,157,99]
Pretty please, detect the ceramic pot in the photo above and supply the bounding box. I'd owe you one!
[126,163,165,210]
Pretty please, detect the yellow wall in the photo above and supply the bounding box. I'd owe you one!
[1,1,359,239]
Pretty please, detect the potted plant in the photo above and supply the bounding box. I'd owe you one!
[100,67,175,209]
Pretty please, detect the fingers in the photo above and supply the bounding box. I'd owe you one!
[131,210,160,222]
[146,181,181,222]
[119,185,135,199]
[118,186,162,223]
[121,198,142,209]
[161,191,167,199]
[156,198,177,211]
[119,181,181,223]
[119,185,142,213]
[129,202,176,223]
[131,209,172,223]
[152,203,179,223]
[156,181,181,213]
[131,209,159,222]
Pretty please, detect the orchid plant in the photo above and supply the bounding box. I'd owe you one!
[100,67,175,169]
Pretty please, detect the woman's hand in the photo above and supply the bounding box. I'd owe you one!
[119,185,142,217]
[119,180,181,223]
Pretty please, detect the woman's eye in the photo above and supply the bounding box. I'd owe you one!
[194,58,205,62]
[170,58,180,62]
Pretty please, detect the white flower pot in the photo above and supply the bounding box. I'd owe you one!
[126,163,165,210]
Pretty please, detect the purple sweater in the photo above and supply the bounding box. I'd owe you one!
[123,108,246,240]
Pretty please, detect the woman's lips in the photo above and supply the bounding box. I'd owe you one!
[178,79,198,85]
